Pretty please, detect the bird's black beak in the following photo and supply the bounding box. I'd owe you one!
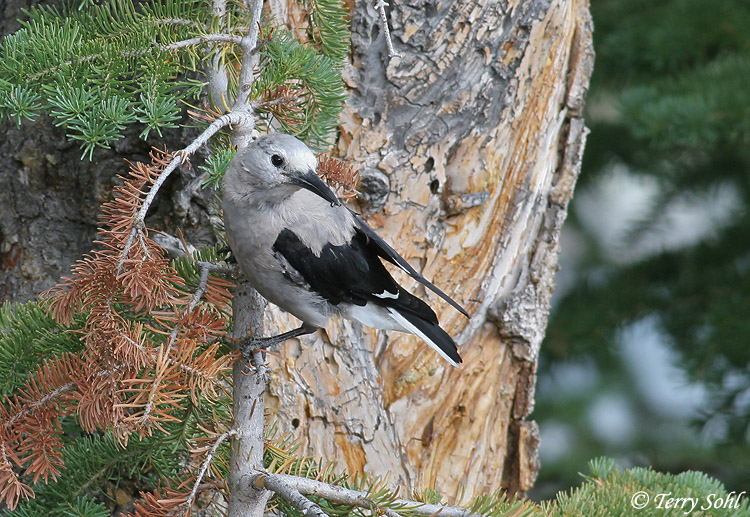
[292,170,341,206]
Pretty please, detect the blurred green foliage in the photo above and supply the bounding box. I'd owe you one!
[536,0,750,498]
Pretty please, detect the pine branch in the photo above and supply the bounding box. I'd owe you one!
[256,473,329,517]
[0,442,33,512]
[256,473,485,517]
[117,107,255,274]
[3,150,233,504]
[3,355,80,431]
[138,259,231,428]
[374,0,401,58]
[308,0,350,62]
[27,33,242,81]
[0,302,84,396]
[251,31,347,149]
[179,429,236,517]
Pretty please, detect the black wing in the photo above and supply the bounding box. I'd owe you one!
[273,228,438,324]
[348,210,470,318]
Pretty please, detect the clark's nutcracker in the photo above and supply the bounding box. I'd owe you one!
[222,133,469,366]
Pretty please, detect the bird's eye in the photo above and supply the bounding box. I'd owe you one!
[271,154,284,167]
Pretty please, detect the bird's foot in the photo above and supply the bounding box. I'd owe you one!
[251,360,271,384]
[240,335,283,361]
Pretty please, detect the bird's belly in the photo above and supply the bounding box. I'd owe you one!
[249,269,331,328]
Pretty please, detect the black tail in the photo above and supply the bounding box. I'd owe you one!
[393,309,462,366]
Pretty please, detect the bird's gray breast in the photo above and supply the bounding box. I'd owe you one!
[222,189,356,327]
[277,190,357,254]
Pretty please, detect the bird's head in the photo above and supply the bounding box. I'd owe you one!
[224,133,341,206]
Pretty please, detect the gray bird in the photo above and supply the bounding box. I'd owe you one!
[222,133,468,366]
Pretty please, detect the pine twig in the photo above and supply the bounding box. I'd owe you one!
[168,258,232,340]
[30,33,243,81]
[139,259,225,426]
[255,473,329,517]
[374,0,401,58]
[3,382,76,431]
[254,473,486,517]
[154,18,203,28]
[179,429,237,517]
[117,107,255,274]
[156,34,244,52]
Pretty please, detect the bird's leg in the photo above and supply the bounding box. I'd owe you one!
[240,324,317,360]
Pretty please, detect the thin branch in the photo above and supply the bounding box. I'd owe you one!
[374,0,401,58]
[117,325,221,381]
[155,34,244,53]
[169,260,230,342]
[251,93,304,110]
[140,259,222,425]
[255,473,486,517]
[180,429,237,517]
[117,108,255,274]
[4,382,76,430]
[256,473,329,517]
[233,0,264,109]
[151,231,198,258]
[155,18,204,28]
[168,261,212,344]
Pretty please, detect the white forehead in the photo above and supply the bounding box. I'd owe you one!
[255,134,318,171]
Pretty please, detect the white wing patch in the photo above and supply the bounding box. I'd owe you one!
[373,290,399,300]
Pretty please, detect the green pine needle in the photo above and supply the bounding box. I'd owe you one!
[308,0,351,63]
[200,147,237,189]
[0,85,42,126]
[253,30,347,150]
[0,301,85,396]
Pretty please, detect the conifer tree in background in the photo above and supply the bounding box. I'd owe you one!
[540,0,750,495]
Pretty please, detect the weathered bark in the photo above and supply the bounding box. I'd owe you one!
[264,0,594,498]
[0,114,217,303]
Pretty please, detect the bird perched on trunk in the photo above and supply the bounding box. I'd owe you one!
[222,133,468,366]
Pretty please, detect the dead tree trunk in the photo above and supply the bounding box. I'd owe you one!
[263,0,594,498]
